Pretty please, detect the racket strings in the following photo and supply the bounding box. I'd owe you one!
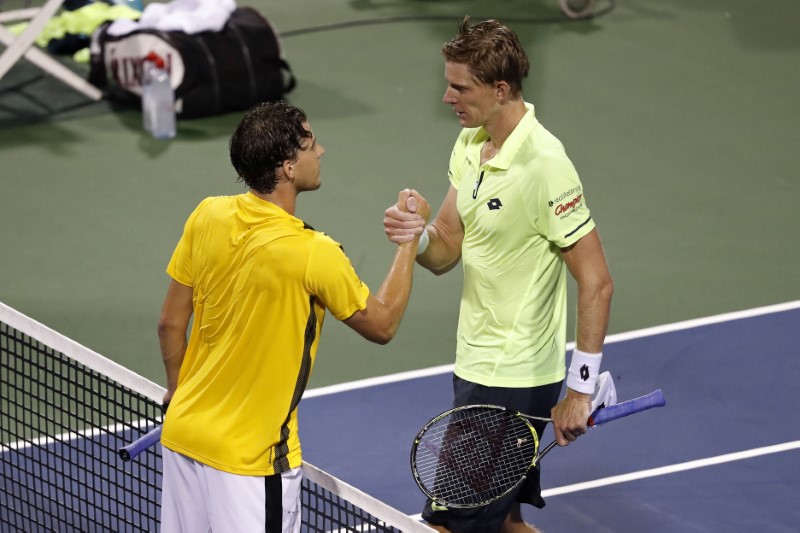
[414,409,538,506]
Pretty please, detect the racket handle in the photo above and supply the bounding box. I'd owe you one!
[537,390,665,461]
[118,425,162,462]
[588,389,665,426]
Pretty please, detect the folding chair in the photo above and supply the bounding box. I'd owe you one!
[0,0,102,100]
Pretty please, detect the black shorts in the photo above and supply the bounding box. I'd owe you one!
[421,375,563,533]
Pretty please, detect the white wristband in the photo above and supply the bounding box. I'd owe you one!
[416,227,430,256]
[566,349,603,394]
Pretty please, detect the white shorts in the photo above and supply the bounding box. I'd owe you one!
[160,448,302,533]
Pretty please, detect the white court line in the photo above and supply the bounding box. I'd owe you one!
[541,440,800,497]
[1,419,160,454]
[304,300,800,399]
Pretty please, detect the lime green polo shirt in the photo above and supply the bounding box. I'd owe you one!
[449,103,595,388]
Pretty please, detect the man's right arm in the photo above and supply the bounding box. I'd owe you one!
[343,190,430,344]
[384,185,464,276]
[343,242,418,344]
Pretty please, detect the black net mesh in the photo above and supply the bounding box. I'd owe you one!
[0,309,428,532]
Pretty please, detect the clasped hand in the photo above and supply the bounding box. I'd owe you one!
[385,189,430,243]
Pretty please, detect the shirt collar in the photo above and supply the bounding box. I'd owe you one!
[243,191,300,221]
[490,102,536,170]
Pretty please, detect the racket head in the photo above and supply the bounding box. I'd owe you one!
[410,404,539,509]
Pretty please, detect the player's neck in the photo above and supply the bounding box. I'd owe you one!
[484,99,527,150]
[252,188,297,216]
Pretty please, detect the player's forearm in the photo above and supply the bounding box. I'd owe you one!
[371,241,419,341]
[157,280,193,399]
[158,325,186,394]
[574,277,613,353]
[416,224,462,275]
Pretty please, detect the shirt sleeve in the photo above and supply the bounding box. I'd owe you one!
[166,198,212,286]
[305,233,370,321]
[530,156,595,248]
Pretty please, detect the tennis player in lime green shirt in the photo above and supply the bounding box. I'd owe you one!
[384,17,613,533]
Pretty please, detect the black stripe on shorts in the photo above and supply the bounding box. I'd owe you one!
[264,473,282,532]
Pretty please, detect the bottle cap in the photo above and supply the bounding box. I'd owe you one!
[145,51,165,69]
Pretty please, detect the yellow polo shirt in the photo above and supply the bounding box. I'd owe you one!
[161,192,369,475]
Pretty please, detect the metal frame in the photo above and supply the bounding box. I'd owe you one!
[0,1,102,100]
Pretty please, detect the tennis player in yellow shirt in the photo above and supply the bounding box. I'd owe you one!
[157,101,429,532]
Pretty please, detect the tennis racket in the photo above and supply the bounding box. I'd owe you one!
[410,389,665,508]
[119,425,162,461]
[118,372,614,463]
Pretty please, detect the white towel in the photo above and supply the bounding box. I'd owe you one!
[591,371,617,413]
[107,0,236,36]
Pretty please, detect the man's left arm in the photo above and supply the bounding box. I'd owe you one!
[562,228,613,353]
[551,228,614,445]
[157,279,194,406]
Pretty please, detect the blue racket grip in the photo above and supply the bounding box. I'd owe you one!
[118,425,162,462]
[588,389,665,426]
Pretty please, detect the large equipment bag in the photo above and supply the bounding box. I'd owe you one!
[88,7,295,118]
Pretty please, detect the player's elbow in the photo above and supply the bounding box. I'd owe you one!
[364,322,399,345]
[586,275,614,308]
[419,252,461,276]
[427,260,459,276]
[598,274,614,303]
[356,329,394,345]
[157,315,183,341]
[343,308,400,345]
[370,333,393,346]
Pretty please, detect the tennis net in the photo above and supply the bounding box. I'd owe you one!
[0,301,431,532]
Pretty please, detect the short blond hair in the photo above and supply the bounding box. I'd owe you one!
[442,16,530,99]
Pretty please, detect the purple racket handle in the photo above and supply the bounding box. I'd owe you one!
[589,389,665,427]
[118,425,162,461]
[536,389,666,461]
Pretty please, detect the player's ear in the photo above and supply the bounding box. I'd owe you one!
[495,80,510,101]
[280,159,295,182]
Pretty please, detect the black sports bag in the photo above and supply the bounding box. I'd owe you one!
[88,7,296,118]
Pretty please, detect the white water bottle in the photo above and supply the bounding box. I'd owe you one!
[141,56,158,134]
[141,52,176,140]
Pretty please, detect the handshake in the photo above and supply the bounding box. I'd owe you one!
[383,188,431,246]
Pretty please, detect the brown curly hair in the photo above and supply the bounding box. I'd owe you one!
[229,101,312,194]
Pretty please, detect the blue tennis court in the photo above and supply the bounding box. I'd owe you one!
[299,302,800,532]
[3,302,797,531]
